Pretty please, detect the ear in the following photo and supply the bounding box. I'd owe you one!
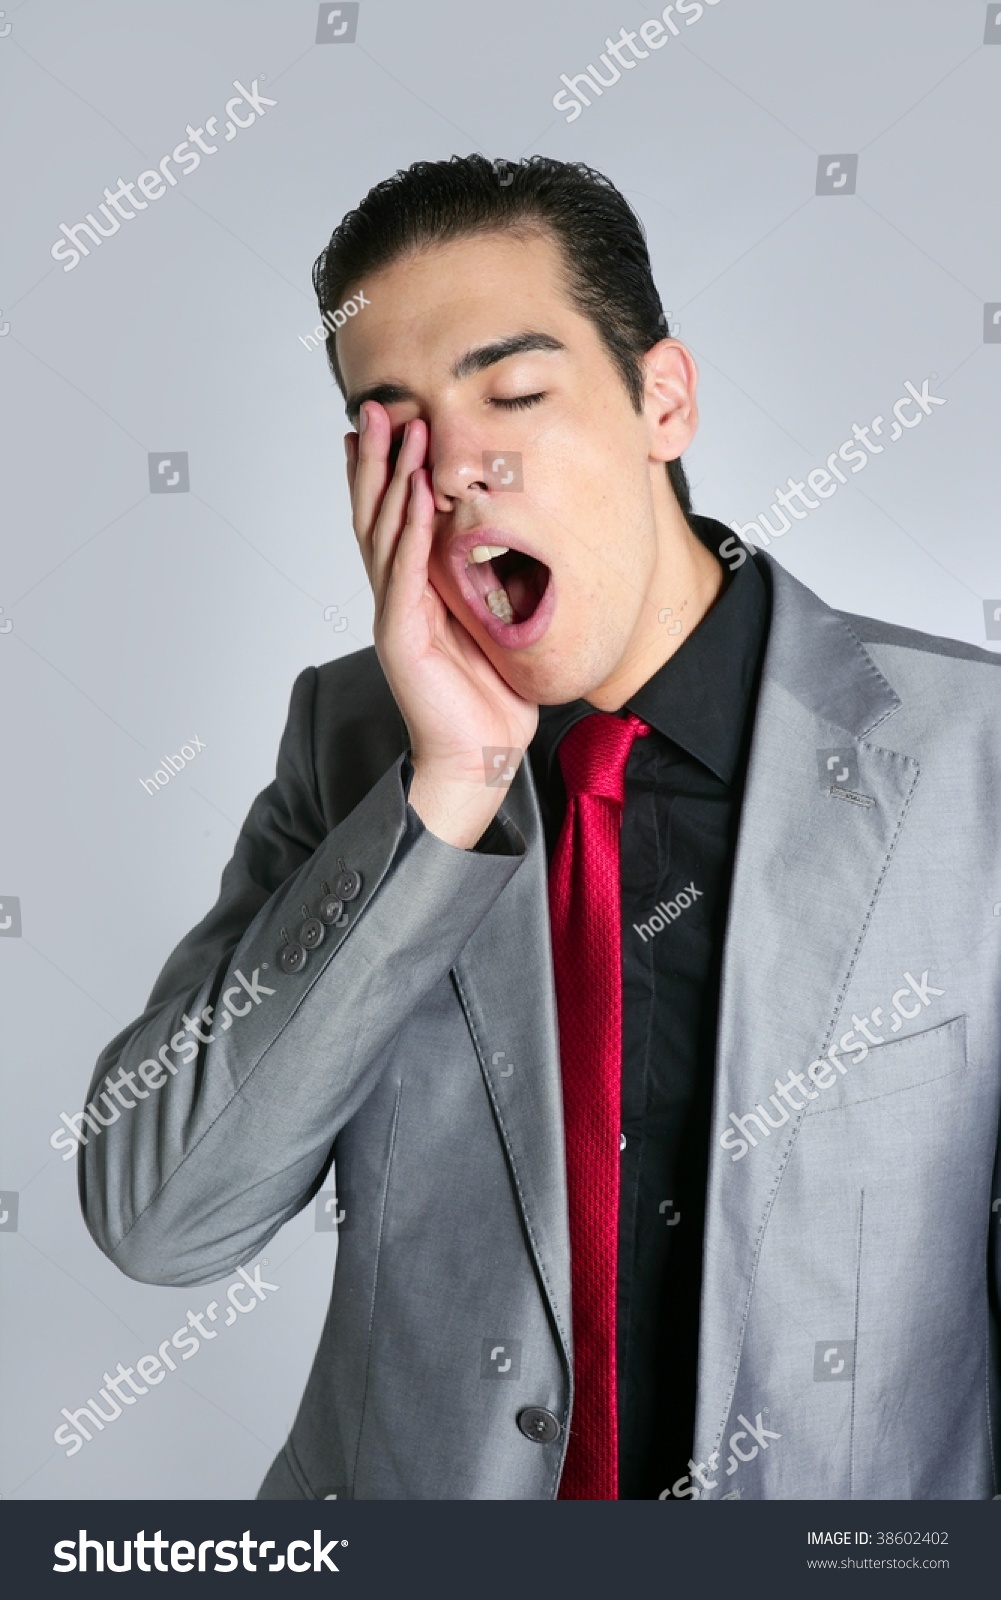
[641,339,699,463]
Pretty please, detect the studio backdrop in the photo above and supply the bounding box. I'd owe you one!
[0,0,998,1499]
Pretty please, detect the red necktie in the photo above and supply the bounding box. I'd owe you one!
[549,711,650,1500]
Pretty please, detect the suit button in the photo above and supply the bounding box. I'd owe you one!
[279,941,307,974]
[299,916,325,950]
[334,862,362,901]
[318,894,344,926]
[517,1407,561,1444]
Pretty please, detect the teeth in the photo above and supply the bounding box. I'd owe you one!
[468,544,510,564]
[486,588,515,624]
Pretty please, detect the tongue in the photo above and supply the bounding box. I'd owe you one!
[505,566,541,623]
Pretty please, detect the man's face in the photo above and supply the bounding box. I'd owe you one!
[337,228,691,705]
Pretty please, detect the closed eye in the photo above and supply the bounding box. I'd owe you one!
[489,393,546,411]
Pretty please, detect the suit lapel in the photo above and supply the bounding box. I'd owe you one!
[693,554,919,1466]
[451,764,573,1372]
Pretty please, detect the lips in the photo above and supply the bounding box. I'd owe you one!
[450,529,555,650]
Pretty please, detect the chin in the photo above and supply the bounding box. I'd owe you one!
[487,636,620,709]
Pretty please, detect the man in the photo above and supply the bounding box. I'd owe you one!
[80,155,1001,1500]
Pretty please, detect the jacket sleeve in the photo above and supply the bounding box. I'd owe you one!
[77,664,525,1287]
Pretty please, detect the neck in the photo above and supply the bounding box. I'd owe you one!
[586,502,724,712]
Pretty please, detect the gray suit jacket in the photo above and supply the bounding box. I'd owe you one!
[81,551,1001,1499]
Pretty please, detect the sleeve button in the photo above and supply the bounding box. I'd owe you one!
[299,916,325,950]
[318,894,344,926]
[279,942,307,974]
[334,860,362,901]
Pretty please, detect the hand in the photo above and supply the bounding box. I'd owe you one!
[346,403,539,848]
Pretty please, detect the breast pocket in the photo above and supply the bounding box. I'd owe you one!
[806,1013,967,1116]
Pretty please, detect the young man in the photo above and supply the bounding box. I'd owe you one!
[81,156,1001,1501]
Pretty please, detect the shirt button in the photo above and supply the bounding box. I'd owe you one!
[279,941,307,974]
[517,1407,561,1445]
[620,1133,627,1151]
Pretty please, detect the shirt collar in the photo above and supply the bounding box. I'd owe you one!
[532,518,770,788]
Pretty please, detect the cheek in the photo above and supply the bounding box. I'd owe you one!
[427,543,461,609]
[534,418,637,532]
[540,427,607,489]
[427,543,446,589]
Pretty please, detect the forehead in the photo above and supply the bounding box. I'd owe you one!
[336,227,595,385]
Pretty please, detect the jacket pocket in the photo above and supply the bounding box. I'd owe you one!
[806,1013,967,1114]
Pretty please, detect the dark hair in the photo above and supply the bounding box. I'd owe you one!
[312,154,692,517]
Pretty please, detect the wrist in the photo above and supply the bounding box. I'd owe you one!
[408,762,510,850]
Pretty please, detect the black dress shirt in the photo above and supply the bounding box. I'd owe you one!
[529,522,770,1499]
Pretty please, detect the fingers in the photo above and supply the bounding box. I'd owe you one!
[367,416,430,602]
[352,401,424,535]
[350,402,393,539]
[344,430,358,497]
[381,467,434,622]
[345,401,432,620]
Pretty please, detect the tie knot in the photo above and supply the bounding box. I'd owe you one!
[556,712,650,804]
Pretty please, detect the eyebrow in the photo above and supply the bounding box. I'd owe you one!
[344,331,566,422]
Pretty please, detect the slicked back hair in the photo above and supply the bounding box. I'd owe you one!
[312,154,692,518]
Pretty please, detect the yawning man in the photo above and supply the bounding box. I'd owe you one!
[83,155,1001,1500]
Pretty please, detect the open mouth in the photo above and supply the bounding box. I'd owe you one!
[464,542,551,626]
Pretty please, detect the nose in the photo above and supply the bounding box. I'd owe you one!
[426,415,491,512]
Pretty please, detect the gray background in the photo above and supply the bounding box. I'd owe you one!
[1,0,998,1499]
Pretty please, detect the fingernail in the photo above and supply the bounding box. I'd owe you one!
[358,405,368,433]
